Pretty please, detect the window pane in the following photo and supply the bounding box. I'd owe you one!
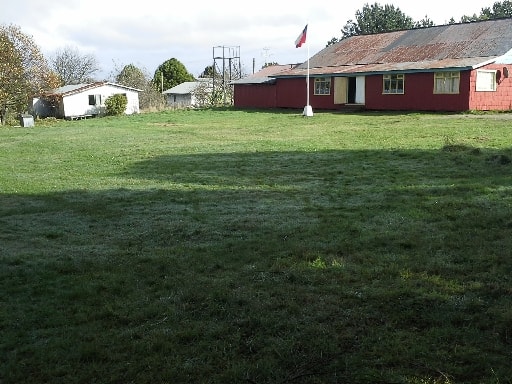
[383,74,404,94]
[476,70,496,91]
[434,72,459,94]
[314,78,331,95]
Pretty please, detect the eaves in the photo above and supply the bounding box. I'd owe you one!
[271,56,499,78]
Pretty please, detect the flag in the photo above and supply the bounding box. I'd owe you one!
[295,24,307,48]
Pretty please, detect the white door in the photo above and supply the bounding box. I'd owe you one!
[355,76,365,104]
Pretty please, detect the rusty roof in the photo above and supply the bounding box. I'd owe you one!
[275,18,512,77]
[232,64,301,84]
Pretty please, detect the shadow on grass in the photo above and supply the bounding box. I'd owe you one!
[1,148,512,384]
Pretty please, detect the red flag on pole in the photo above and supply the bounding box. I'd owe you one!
[295,24,307,48]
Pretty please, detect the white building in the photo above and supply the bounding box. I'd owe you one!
[163,79,212,108]
[33,82,141,119]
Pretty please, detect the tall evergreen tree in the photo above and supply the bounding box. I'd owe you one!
[152,58,195,92]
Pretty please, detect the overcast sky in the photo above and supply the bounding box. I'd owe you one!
[2,0,491,80]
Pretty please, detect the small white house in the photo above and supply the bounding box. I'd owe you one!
[33,82,142,119]
[163,78,212,108]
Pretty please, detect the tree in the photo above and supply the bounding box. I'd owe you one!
[152,58,195,92]
[113,63,165,111]
[326,37,340,46]
[480,0,512,19]
[199,65,216,78]
[415,15,434,28]
[342,3,415,39]
[0,24,59,124]
[115,64,147,90]
[327,2,424,45]
[0,33,26,124]
[50,45,100,85]
[459,1,512,21]
[262,62,279,68]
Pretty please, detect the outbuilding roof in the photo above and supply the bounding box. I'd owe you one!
[274,18,512,77]
[46,82,142,96]
[163,79,211,95]
[231,64,300,84]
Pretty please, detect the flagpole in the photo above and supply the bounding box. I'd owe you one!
[307,41,310,106]
[303,24,313,117]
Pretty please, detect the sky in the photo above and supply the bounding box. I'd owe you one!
[2,0,491,80]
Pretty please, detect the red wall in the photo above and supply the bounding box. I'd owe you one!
[275,78,309,108]
[274,78,336,109]
[234,84,277,108]
[273,73,473,112]
[365,72,471,111]
[469,64,512,111]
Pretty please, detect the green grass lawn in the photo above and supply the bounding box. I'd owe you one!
[1,109,512,383]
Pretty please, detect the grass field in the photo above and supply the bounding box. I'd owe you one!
[1,108,512,383]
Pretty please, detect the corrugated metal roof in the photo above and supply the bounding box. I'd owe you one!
[163,79,211,94]
[275,18,512,77]
[231,64,300,84]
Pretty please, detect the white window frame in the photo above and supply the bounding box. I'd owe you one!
[434,72,460,94]
[314,77,331,95]
[383,74,404,94]
[476,70,497,92]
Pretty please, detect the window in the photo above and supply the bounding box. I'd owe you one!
[434,72,460,94]
[476,70,497,91]
[88,94,101,106]
[314,77,331,95]
[383,74,404,94]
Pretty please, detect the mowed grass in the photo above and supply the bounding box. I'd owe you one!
[1,109,512,383]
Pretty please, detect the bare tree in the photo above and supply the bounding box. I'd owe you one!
[50,45,100,85]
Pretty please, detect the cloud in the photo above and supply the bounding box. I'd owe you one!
[2,0,488,79]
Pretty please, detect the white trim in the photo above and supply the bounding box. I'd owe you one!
[472,57,499,69]
[495,48,512,64]
[476,69,497,92]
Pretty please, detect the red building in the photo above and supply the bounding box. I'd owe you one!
[232,64,298,109]
[234,18,512,112]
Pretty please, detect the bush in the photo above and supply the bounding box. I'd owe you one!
[104,94,128,116]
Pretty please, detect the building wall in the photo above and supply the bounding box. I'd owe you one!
[62,85,139,118]
[233,84,277,108]
[275,78,309,108]
[62,92,101,118]
[273,73,472,111]
[365,72,471,111]
[469,64,512,110]
[239,68,512,112]
[166,93,193,108]
[273,78,338,109]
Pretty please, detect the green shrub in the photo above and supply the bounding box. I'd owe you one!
[104,94,128,116]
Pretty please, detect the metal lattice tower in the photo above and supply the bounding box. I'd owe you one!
[212,46,241,105]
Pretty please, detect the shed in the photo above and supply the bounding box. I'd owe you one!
[163,79,212,108]
[33,82,142,119]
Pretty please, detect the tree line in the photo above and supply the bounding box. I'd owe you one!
[0,24,222,125]
[327,0,512,45]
